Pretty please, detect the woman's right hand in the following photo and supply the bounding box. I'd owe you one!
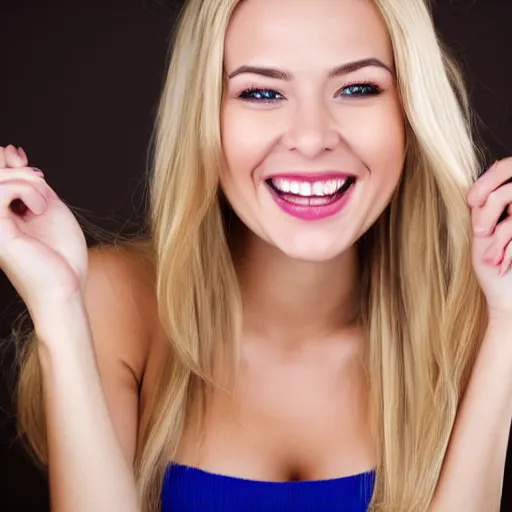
[0,145,88,319]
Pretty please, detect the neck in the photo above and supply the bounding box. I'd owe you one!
[233,227,360,350]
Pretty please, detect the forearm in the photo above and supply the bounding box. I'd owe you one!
[35,295,139,512]
[431,320,512,511]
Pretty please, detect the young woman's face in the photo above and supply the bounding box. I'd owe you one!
[221,0,405,261]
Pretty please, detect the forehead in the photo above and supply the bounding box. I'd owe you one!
[224,0,394,71]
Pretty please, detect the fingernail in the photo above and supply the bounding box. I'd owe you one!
[32,167,44,177]
[17,146,27,159]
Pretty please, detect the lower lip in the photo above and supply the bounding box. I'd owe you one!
[267,182,355,221]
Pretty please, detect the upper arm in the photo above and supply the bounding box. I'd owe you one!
[83,242,157,465]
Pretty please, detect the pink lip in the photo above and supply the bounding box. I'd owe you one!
[266,171,356,183]
[266,180,356,221]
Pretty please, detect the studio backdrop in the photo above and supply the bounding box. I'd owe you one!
[1,1,511,510]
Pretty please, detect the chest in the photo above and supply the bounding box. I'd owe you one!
[174,351,375,481]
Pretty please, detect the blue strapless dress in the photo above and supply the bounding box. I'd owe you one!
[162,463,375,511]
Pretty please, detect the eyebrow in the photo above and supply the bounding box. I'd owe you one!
[226,58,393,80]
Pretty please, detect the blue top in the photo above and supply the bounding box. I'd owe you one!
[162,463,375,511]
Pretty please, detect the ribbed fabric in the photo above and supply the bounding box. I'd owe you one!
[162,463,375,511]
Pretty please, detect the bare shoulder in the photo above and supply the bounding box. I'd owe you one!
[85,239,159,380]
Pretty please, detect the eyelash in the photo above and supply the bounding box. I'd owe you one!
[238,81,382,103]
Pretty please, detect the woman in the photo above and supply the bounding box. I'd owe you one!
[2,0,511,510]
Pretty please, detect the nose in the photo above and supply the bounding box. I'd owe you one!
[281,100,341,159]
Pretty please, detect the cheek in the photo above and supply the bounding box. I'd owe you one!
[219,102,277,234]
[344,101,405,181]
[220,103,277,186]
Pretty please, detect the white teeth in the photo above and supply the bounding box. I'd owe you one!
[290,181,300,195]
[271,178,348,197]
[312,182,324,195]
[299,182,311,196]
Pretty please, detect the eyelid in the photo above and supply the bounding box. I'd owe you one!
[235,84,286,96]
[339,80,381,90]
[335,80,382,97]
[235,86,287,104]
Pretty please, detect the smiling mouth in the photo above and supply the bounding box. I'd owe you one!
[265,176,357,206]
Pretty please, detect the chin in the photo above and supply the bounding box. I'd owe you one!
[270,231,355,263]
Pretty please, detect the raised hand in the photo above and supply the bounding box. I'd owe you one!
[0,145,88,318]
[468,157,512,315]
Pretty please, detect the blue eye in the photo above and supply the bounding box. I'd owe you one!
[338,83,381,97]
[238,83,381,103]
[239,88,284,102]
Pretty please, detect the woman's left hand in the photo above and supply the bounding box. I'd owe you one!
[468,157,512,318]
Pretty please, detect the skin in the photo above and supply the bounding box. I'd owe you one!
[1,0,511,510]
[173,0,405,479]
[221,0,404,263]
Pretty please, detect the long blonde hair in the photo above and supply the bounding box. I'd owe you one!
[16,0,487,510]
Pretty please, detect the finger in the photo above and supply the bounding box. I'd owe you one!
[17,147,28,164]
[499,241,512,276]
[482,216,512,266]
[4,145,26,169]
[471,182,512,236]
[468,158,512,207]
[0,166,45,181]
[0,179,48,216]
[0,148,5,169]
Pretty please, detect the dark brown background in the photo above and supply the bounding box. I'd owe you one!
[1,0,511,510]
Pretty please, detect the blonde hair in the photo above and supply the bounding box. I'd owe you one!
[16,0,487,511]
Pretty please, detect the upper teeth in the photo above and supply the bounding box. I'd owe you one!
[271,178,346,197]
